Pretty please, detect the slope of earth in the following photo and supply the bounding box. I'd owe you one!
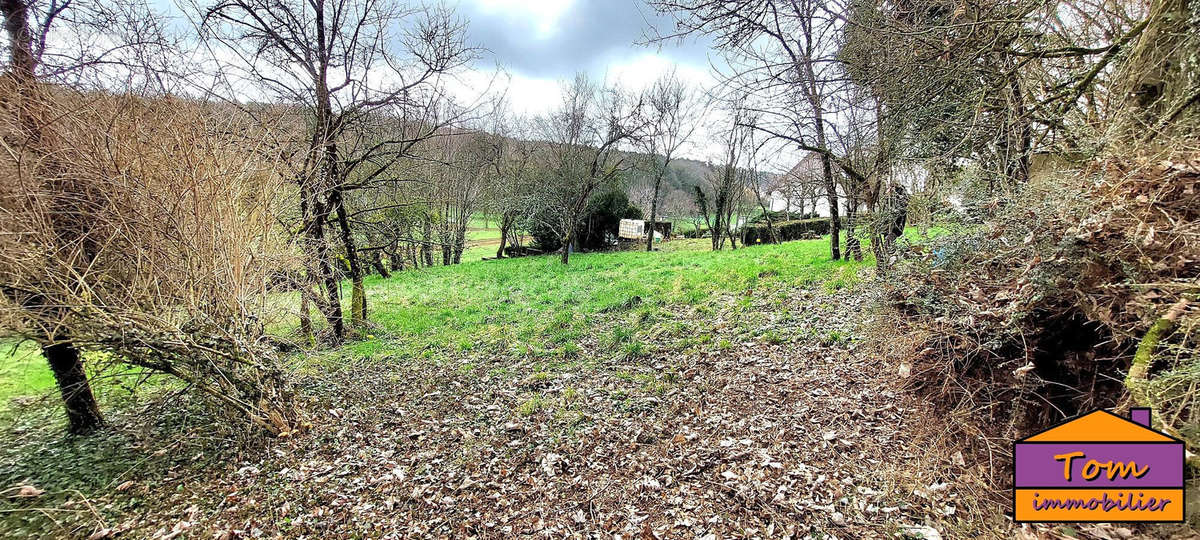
[0,237,1005,538]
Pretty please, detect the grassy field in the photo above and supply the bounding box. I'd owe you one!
[4,230,989,539]
[299,237,865,364]
[0,220,961,410]
[0,342,53,408]
[0,234,865,408]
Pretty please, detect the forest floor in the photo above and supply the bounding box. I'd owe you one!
[0,236,1185,538]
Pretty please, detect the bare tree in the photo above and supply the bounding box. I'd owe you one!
[649,0,882,260]
[480,104,538,259]
[430,125,491,264]
[697,105,754,251]
[748,174,780,245]
[535,73,644,264]
[661,187,699,230]
[0,0,179,434]
[641,69,701,251]
[198,0,476,342]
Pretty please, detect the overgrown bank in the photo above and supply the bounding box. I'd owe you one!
[874,157,1200,533]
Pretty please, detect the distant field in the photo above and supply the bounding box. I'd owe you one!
[305,235,867,365]
[466,228,502,242]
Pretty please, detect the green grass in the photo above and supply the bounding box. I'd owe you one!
[0,233,873,405]
[460,243,496,262]
[297,235,866,364]
[466,228,502,242]
[0,342,54,408]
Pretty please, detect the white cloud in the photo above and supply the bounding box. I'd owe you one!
[441,68,560,119]
[603,53,712,94]
[468,0,576,39]
[502,75,563,116]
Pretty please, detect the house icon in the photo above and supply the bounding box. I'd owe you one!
[1013,408,1185,522]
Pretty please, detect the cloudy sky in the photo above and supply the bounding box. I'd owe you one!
[455,0,723,156]
[458,0,714,110]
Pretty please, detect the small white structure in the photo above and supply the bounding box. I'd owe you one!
[618,219,645,239]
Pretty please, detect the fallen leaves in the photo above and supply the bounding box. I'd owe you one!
[0,279,992,538]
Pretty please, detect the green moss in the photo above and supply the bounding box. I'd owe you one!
[515,395,548,416]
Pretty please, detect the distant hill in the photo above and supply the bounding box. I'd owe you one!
[613,151,715,194]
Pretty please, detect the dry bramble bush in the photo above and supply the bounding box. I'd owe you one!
[873,111,1199,520]
[866,0,1200,520]
[0,85,300,434]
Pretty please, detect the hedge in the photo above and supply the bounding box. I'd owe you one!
[741,217,857,245]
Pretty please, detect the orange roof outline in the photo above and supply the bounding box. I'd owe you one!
[1019,409,1180,443]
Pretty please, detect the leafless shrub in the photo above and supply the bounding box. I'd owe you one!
[0,88,299,434]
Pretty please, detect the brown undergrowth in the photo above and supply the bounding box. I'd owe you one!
[872,154,1200,535]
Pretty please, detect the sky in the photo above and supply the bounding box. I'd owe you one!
[453,0,725,161]
[455,0,803,167]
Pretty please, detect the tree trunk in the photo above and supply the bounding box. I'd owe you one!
[300,186,343,342]
[997,69,1032,186]
[712,188,727,251]
[299,283,315,346]
[388,243,404,271]
[754,187,779,244]
[866,194,887,273]
[797,18,840,260]
[44,339,104,435]
[452,218,467,264]
[371,251,390,278]
[331,190,365,327]
[711,210,722,251]
[308,33,347,342]
[560,229,572,264]
[693,186,715,250]
[496,213,511,258]
[3,0,106,430]
[646,165,666,252]
[845,193,862,261]
[421,216,434,267]
[820,154,841,260]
